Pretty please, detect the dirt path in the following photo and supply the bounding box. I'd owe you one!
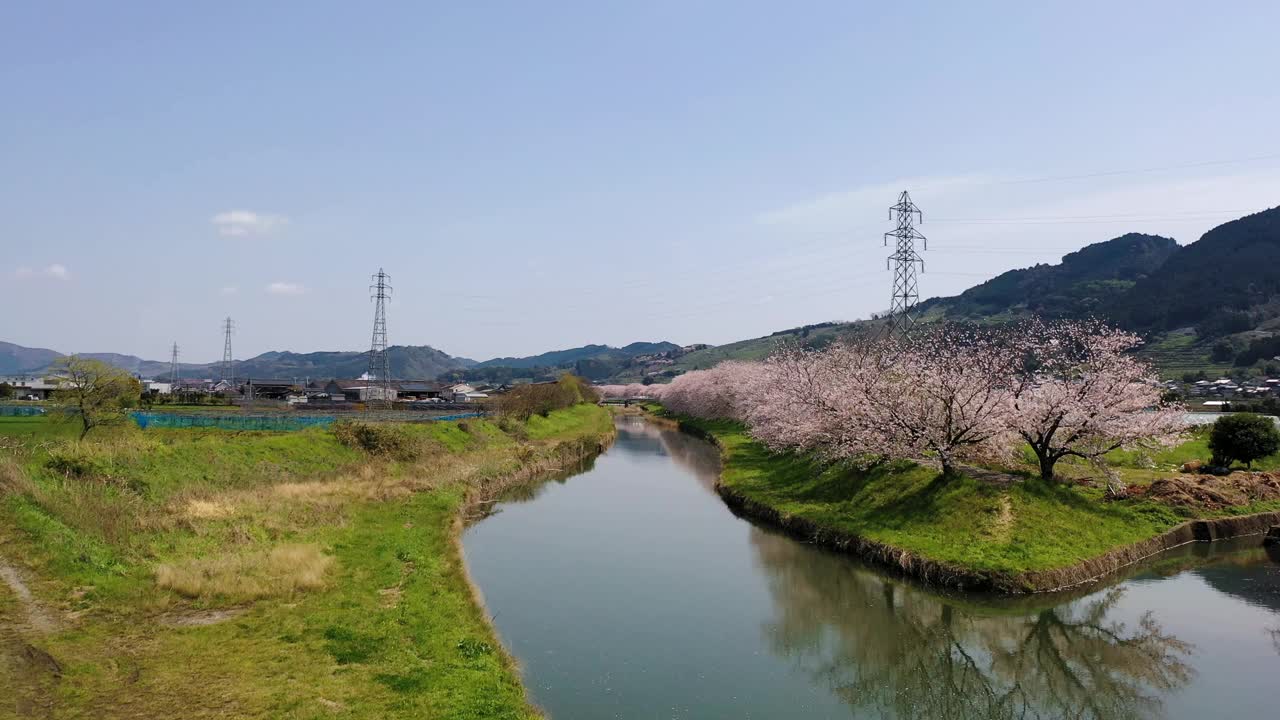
[1,556,62,718]
[0,558,57,634]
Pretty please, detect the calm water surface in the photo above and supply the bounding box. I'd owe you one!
[463,416,1280,719]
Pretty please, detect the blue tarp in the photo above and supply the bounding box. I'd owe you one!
[0,405,47,417]
[131,412,334,431]
[130,411,487,431]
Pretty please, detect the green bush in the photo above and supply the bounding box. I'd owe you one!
[1208,413,1280,468]
[332,421,415,459]
[45,443,113,477]
[495,373,597,421]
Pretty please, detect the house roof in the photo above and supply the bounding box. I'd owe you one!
[396,380,445,392]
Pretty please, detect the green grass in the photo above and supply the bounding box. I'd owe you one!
[0,415,79,441]
[1096,425,1280,480]
[524,403,614,440]
[686,417,1280,584]
[1,406,614,718]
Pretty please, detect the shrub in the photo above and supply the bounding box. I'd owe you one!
[333,421,415,459]
[495,373,596,420]
[1208,413,1280,468]
[45,443,113,477]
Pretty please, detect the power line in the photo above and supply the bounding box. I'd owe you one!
[930,208,1255,222]
[986,151,1280,187]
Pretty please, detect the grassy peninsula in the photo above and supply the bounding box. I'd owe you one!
[679,415,1280,592]
[0,404,613,719]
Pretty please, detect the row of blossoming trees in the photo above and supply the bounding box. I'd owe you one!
[600,319,1185,481]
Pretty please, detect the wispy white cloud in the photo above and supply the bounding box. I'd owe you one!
[13,264,69,280]
[266,281,305,296]
[756,175,995,231]
[219,285,239,295]
[212,210,288,237]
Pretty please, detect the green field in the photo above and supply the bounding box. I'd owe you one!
[0,406,614,719]
[680,416,1280,587]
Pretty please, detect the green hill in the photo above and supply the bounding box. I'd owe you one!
[917,233,1178,322]
[667,206,1280,380]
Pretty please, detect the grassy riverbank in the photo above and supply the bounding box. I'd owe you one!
[0,405,613,719]
[678,416,1280,591]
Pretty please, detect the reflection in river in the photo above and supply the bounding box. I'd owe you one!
[464,417,1280,720]
[752,527,1192,719]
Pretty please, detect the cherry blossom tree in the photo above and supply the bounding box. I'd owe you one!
[596,383,667,401]
[749,327,1020,475]
[1009,319,1184,481]
[873,325,1021,475]
[660,361,766,421]
[746,340,897,461]
[597,385,628,399]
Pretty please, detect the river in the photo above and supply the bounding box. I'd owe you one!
[463,415,1280,719]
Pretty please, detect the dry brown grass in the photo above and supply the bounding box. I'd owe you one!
[155,543,334,601]
[0,458,33,496]
[183,498,235,520]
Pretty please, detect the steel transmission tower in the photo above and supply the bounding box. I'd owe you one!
[367,269,394,408]
[221,317,235,383]
[169,343,180,385]
[884,190,928,334]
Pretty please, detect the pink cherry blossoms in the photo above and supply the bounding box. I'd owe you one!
[628,319,1184,480]
[1008,319,1185,480]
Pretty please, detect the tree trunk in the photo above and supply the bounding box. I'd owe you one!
[1038,451,1057,481]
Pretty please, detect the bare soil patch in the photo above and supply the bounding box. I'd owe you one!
[0,558,58,634]
[1134,472,1280,510]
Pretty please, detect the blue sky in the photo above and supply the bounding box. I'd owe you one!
[4,1,1280,363]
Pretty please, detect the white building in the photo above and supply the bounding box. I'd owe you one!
[0,375,59,400]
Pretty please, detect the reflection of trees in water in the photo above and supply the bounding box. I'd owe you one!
[613,417,671,457]
[614,419,723,494]
[1182,544,1280,658]
[751,528,1193,720]
[1192,548,1280,613]
[655,428,722,494]
[484,456,600,508]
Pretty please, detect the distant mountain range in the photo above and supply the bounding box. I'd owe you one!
[8,206,1279,383]
[0,340,686,383]
[0,343,477,381]
[475,342,681,370]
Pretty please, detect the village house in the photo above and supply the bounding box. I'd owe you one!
[396,381,448,401]
[0,375,59,400]
[239,379,300,400]
[323,379,398,403]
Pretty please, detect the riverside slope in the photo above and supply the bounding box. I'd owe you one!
[678,416,1280,594]
[0,405,613,718]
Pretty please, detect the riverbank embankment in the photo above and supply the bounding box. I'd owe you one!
[0,404,613,718]
[676,415,1280,594]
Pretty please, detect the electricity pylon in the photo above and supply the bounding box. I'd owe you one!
[367,269,394,408]
[884,190,927,335]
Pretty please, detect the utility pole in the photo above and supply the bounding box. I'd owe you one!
[367,269,394,409]
[221,317,235,384]
[884,190,927,335]
[169,342,180,387]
